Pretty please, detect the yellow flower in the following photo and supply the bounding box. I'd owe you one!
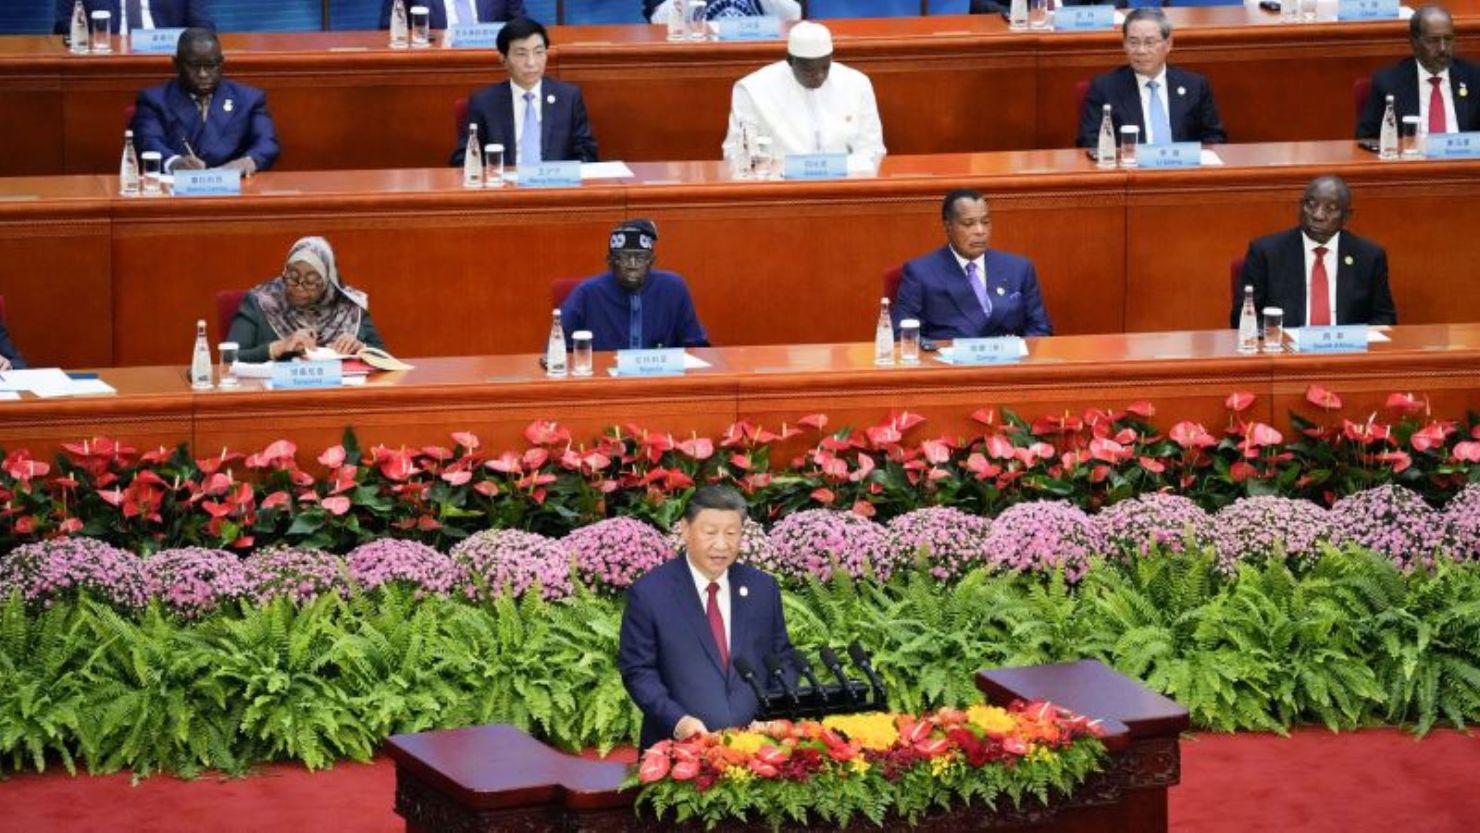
[966,704,1017,735]
[930,755,953,778]
[724,731,770,756]
[724,765,754,784]
[848,757,871,777]
[823,712,898,751]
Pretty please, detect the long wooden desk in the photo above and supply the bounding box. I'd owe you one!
[4,143,1479,370]
[5,6,1480,176]
[1,326,1476,465]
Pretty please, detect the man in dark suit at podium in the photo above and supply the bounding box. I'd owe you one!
[619,486,796,750]
[1356,5,1480,139]
[449,16,598,167]
[1231,175,1397,329]
[1076,8,1226,148]
[53,0,213,35]
[377,0,525,30]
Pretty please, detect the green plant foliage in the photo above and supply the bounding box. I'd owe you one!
[0,593,89,775]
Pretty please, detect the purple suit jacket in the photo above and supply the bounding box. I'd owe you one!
[893,246,1053,340]
[130,78,280,171]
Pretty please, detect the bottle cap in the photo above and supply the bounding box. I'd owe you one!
[124,129,133,137]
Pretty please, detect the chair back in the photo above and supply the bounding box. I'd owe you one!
[454,97,469,144]
[0,294,7,325]
[1074,80,1090,121]
[216,289,247,341]
[1353,77,1372,126]
[124,104,137,129]
[882,266,903,305]
[551,277,582,308]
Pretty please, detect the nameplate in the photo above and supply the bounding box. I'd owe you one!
[782,153,848,180]
[715,16,782,41]
[1425,132,1480,158]
[615,348,686,377]
[519,160,582,188]
[271,360,343,389]
[1135,142,1202,168]
[1288,325,1369,353]
[130,27,184,54]
[446,22,503,49]
[1053,5,1116,31]
[953,337,1027,365]
[172,169,241,196]
[1336,0,1399,21]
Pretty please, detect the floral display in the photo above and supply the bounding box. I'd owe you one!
[450,528,573,601]
[884,507,991,581]
[144,547,249,619]
[241,545,348,605]
[561,517,672,592]
[1210,496,1335,574]
[0,537,148,609]
[767,509,895,582]
[1330,485,1446,571]
[344,538,463,596]
[1095,493,1214,559]
[983,501,1103,583]
[1444,483,1480,561]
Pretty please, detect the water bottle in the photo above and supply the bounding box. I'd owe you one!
[1009,0,1028,30]
[190,319,214,390]
[1378,95,1399,160]
[1236,286,1259,354]
[1096,104,1116,169]
[118,0,129,47]
[389,0,409,48]
[68,0,88,54]
[118,130,141,196]
[462,124,482,188]
[666,1,687,41]
[873,297,895,366]
[545,309,568,378]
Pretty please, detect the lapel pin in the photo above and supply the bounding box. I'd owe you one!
[223,99,234,113]
[738,585,748,598]
[996,286,1005,296]
[1460,83,1469,98]
[1177,85,1186,96]
[547,94,556,104]
[1344,255,1354,266]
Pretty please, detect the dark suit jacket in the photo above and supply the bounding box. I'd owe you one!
[1230,228,1397,329]
[377,0,525,29]
[618,556,796,751]
[969,0,1104,12]
[226,293,386,364]
[1077,65,1227,148]
[0,322,27,370]
[893,246,1053,340]
[1356,56,1480,139]
[449,77,598,167]
[54,0,213,34]
[130,78,281,171]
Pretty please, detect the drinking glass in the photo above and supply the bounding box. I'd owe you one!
[686,1,707,40]
[483,143,505,187]
[1119,125,1140,168]
[1029,0,1050,30]
[217,342,240,388]
[141,151,163,195]
[899,319,921,365]
[753,136,775,180]
[1400,115,1424,158]
[410,6,430,47]
[571,331,594,377]
[90,11,112,53]
[1261,307,1284,353]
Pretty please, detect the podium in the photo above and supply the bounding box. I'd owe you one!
[384,659,1189,832]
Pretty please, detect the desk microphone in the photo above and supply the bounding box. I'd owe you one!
[847,641,888,706]
[732,657,772,710]
[819,646,858,704]
[763,653,802,710]
[794,654,829,703]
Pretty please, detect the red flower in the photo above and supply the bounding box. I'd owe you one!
[1454,441,1480,463]
[451,431,480,451]
[678,437,714,460]
[1410,421,1454,453]
[1125,400,1156,419]
[321,496,351,516]
[970,407,997,426]
[1385,392,1426,417]
[849,453,876,483]
[920,439,952,465]
[485,451,522,474]
[851,500,876,518]
[1138,456,1166,473]
[317,445,347,468]
[638,749,671,783]
[865,423,902,447]
[1375,451,1412,473]
[810,487,835,505]
[985,435,1016,460]
[1001,736,1029,756]
[670,758,700,781]
[1088,437,1128,464]
[441,470,472,486]
[798,413,829,431]
[965,453,1001,480]
[523,420,571,446]
[261,491,292,510]
[1304,384,1343,411]
[1225,391,1256,413]
[913,737,951,758]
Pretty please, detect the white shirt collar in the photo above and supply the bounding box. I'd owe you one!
[1421,65,1451,84]
[1135,67,1169,89]
[512,79,543,101]
[1301,230,1341,253]
[686,557,729,597]
[949,246,985,274]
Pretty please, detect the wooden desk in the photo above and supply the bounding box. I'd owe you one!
[6,7,1480,176]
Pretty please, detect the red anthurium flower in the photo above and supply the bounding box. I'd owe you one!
[1453,441,1480,463]
[970,407,997,426]
[98,488,124,507]
[985,434,1016,460]
[1375,451,1412,473]
[196,448,245,474]
[1304,384,1343,411]
[523,420,571,446]
[201,472,232,496]
[260,491,292,510]
[522,448,550,470]
[914,737,952,758]
[670,759,700,781]
[378,449,419,481]
[1126,400,1155,418]
[1385,392,1426,417]
[1113,427,1139,445]
[1002,736,1029,756]
[1171,421,1215,451]
[1228,461,1257,482]
[321,496,351,516]
[13,516,36,535]
[485,451,522,474]
[638,749,671,783]
[755,746,788,767]
[1138,456,1166,474]
[810,487,835,505]
[421,445,454,462]
[1247,423,1283,447]
[900,717,934,745]
[851,500,876,518]
[474,480,500,497]
[729,453,752,471]
[678,437,714,460]
[798,413,829,431]
[965,453,1001,480]
[920,439,952,465]
[849,453,876,483]
[202,501,233,519]
[451,431,480,451]
[58,517,84,534]
[1225,391,1256,413]
[138,446,171,465]
[865,423,902,447]
[747,759,779,778]
[317,445,347,468]
[1088,437,1128,464]
[1410,421,1454,453]
[441,470,473,486]
[891,410,926,432]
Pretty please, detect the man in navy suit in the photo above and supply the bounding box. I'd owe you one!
[1076,8,1226,148]
[1230,175,1396,329]
[619,486,796,750]
[0,322,26,371]
[130,29,279,174]
[377,0,524,30]
[892,189,1053,341]
[54,0,213,35]
[450,17,598,168]
[1357,5,1480,139]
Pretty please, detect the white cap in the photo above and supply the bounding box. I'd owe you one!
[787,21,833,60]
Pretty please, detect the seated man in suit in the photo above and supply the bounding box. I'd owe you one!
[449,17,598,167]
[893,189,1053,341]
[1357,5,1480,138]
[0,319,27,371]
[560,219,709,352]
[130,28,279,174]
[54,0,213,35]
[1076,8,1226,148]
[1230,175,1396,329]
[619,485,797,750]
[378,0,524,30]
[643,0,800,22]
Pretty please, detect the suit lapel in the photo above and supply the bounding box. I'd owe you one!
[728,570,748,675]
[1334,238,1358,325]
[1279,230,1309,328]
[494,84,517,161]
[1166,68,1188,140]
[938,248,988,335]
[166,81,206,148]
[199,82,236,160]
[539,84,555,160]
[667,557,727,678]
[1121,68,1148,135]
[1452,64,1475,129]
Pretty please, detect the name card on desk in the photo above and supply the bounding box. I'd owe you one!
[953,337,1027,365]
[172,169,241,196]
[716,16,781,41]
[519,160,582,188]
[1287,325,1369,353]
[270,360,343,389]
[1426,132,1480,159]
[446,23,503,49]
[615,348,686,377]
[130,28,185,54]
[1054,5,1116,31]
[1135,142,1202,169]
[1336,0,1399,20]
[782,153,848,180]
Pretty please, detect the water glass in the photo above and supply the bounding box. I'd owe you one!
[140,151,163,195]
[1028,0,1050,30]
[753,135,775,179]
[409,6,430,47]
[899,319,921,365]
[1119,125,1140,168]
[1400,116,1424,158]
[90,11,112,53]
[1299,0,1316,22]
[1280,0,1297,22]
[217,342,240,388]
[1261,307,1284,353]
[571,331,594,377]
[686,1,707,40]
[483,143,505,187]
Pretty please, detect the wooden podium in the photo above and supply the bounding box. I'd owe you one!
[384,659,1188,832]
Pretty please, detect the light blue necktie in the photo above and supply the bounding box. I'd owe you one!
[1145,80,1172,146]
[453,0,477,24]
[520,91,542,167]
[965,261,992,320]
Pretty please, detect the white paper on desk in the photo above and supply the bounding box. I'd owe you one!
[581,161,635,180]
[0,391,20,401]
[1368,329,1392,343]
[63,378,117,396]
[0,368,76,397]
[1200,150,1224,166]
[847,155,880,176]
[231,361,275,379]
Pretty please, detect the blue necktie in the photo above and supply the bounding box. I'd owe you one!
[453,0,477,24]
[629,293,643,349]
[1146,80,1172,145]
[520,91,542,167]
[966,261,992,320]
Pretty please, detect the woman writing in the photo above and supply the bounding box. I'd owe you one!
[228,236,385,362]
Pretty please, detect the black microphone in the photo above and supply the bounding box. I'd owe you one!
[763,653,802,710]
[819,645,858,704]
[847,641,888,707]
[794,654,829,704]
[733,657,772,710]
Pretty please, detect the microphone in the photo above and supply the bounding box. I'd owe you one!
[732,657,772,710]
[819,645,859,704]
[846,641,888,707]
[763,653,802,710]
[793,653,829,704]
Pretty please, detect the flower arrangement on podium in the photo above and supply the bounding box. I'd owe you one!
[633,699,1105,829]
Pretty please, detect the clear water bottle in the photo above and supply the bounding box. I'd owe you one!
[389,0,409,48]
[190,319,214,390]
[1378,95,1399,160]
[68,0,88,54]
[463,124,483,188]
[1008,0,1028,30]
[118,0,129,47]
[1096,104,1116,169]
[1236,285,1259,354]
[873,297,895,366]
[666,1,687,41]
[545,309,568,378]
[119,130,140,196]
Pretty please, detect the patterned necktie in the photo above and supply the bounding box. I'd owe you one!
[628,293,643,350]
[965,261,992,319]
[1309,246,1332,327]
[1146,80,1172,145]
[705,582,728,669]
[195,94,210,123]
[1428,76,1447,134]
[453,0,477,24]
[520,91,542,167]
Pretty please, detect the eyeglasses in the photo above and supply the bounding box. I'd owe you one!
[284,275,325,290]
[1124,38,1166,51]
[611,251,654,265]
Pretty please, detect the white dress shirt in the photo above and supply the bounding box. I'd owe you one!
[1418,66,1459,133]
[1135,68,1171,145]
[686,560,730,650]
[511,79,543,147]
[722,60,886,168]
[135,0,156,29]
[1301,231,1340,325]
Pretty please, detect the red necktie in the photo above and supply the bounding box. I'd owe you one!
[1429,77,1447,134]
[1309,246,1331,327]
[705,581,729,669]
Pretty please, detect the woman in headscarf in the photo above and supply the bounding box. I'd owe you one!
[228,236,385,362]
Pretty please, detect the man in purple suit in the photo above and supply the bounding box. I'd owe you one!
[619,485,796,750]
[129,28,279,174]
[892,189,1053,341]
[449,16,598,167]
[377,0,524,30]
[54,0,213,35]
